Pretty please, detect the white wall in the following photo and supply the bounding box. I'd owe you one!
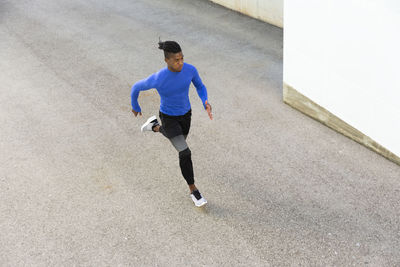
[284,0,400,157]
[210,0,283,28]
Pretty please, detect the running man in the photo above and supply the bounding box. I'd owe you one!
[130,40,213,207]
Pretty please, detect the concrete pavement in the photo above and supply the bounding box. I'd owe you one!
[1,0,399,266]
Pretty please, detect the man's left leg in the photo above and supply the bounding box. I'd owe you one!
[142,116,207,206]
[167,134,207,207]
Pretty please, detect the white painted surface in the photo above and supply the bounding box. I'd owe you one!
[284,0,400,156]
[210,0,283,28]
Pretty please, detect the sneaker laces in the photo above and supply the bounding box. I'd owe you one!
[192,190,202,200]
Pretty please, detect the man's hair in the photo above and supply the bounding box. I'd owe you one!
[158,39,182,58]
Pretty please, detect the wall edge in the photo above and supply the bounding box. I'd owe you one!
[283,83,400,166]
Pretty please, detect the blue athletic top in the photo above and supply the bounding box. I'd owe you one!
[131,63,208,116]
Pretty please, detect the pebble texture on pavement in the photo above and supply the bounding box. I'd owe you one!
[1,0,399,266]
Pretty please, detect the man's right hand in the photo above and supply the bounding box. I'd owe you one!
[132,109,142,117]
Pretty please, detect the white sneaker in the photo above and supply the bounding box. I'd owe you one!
[141,115,159,132]
[190,189,207,207]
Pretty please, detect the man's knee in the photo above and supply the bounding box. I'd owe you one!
[179,148,191,160]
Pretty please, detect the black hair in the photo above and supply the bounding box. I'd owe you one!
[158,39,182,58]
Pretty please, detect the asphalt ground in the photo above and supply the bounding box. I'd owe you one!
[1,0,400,266]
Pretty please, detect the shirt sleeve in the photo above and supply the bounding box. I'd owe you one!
[130,73,158,113]
[191,66,208,109]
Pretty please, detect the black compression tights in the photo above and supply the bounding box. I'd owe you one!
[164,134,194,185]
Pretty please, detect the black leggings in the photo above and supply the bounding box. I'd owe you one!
[159,111,194,185]
[166,135,194,186]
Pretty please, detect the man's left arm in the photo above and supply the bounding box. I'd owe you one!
[192,67,213,120]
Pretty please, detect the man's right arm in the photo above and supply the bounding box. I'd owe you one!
[130,73,158,114]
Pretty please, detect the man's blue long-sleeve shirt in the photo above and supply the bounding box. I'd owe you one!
[131,63,208,116]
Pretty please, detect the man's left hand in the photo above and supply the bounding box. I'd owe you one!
[206,103,213,120]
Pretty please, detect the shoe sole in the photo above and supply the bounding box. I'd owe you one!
[194,199,207,207]
[141,115,157,132]
[195,201,207,207]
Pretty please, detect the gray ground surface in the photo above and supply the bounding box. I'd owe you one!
[1,0,399,266]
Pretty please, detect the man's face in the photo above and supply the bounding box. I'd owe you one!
[165,52,184,72]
